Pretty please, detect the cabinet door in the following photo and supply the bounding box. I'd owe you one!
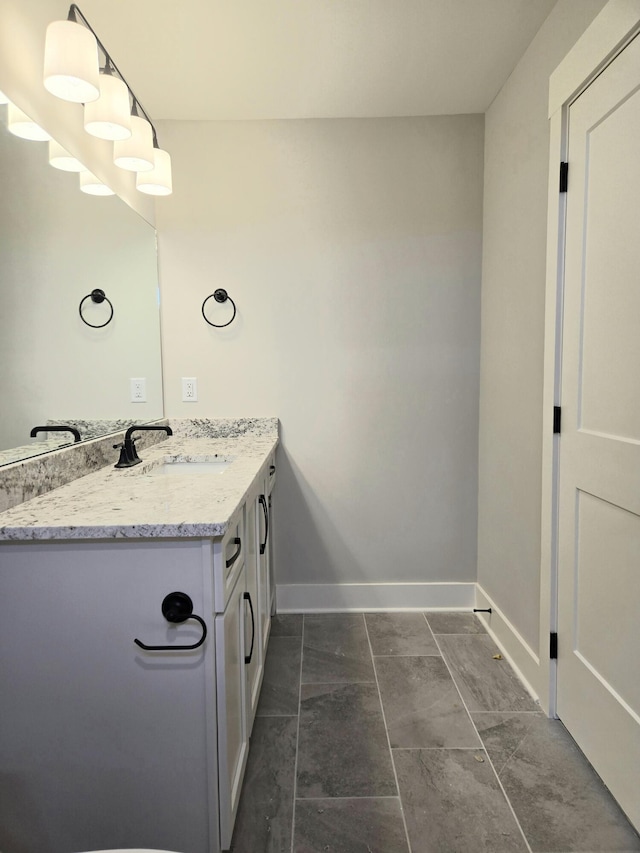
[244,496,263,734]
[257,487,272,652]
[215,571,248,851]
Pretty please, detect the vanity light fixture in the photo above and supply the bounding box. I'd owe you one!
[84,64,131,141]
[7,103,51,141]
[48,139,85,172]
[79,169,115,196]
[44,4,172,194]
[136,147,173,196]
[113,108,154,171]
[43,15,100,103]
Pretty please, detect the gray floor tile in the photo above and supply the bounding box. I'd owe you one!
[293,797,409,853]
[297,682,396,798]
[230,716,298,853]
[473,713,640,852]
[426,611,487,634]
[394,748,528,852]
[271,613,304,637]
[365,612,440,656]
[376,655,481,748]
[438,634,538,712]
[257,636,302,716]
[302,614,374,683]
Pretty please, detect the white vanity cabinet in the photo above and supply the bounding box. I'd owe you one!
[0,476,275,853]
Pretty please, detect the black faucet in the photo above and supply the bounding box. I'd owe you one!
[114,424,173,468]
[30,425,81,443]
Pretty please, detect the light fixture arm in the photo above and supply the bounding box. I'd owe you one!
[66,3,160,148]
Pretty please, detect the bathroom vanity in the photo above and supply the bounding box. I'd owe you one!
[0,419,278,853]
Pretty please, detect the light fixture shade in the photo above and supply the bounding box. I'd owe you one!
[79,170,115,196]
[136,148,172,196]
[113,115,154,171]
[84,73,132,141]
[7,103,51,141]
[49,139,84,172]
[0,89,9,105]
[43,20,100,103]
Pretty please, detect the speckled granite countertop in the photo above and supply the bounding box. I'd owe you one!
[0,420,278,541]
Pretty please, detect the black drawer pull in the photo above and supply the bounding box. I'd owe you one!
[244,592,255,664]
[259,494,269,555]
[226,536,242,569]
[134,592,207,652]
[269,465,276,476]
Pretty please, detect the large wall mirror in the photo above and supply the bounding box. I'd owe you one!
[0,106,163,467]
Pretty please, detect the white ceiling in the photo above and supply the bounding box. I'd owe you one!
[79,0,557,121]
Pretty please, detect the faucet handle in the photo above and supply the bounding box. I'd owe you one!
[113,442,130,469]
[128,436,140,463]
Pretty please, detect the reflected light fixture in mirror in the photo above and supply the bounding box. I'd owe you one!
[7,103,51,141]
[84,67,131,141]
[79,169,115,195]
[43,17,100,103]
[49,139,84,172]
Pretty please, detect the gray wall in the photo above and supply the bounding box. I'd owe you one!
[477,0,607,651]
[157,116,484,590]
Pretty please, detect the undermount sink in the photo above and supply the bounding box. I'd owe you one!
[147,459,232,476]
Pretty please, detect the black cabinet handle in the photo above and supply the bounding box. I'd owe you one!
[134,592,207,651]
[244,592,255,664]
[269,465,276,476]
[225,537,242,569]
[259,494,269,555]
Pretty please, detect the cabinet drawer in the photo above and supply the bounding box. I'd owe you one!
[213,509,245,613]
[267,451,277,489]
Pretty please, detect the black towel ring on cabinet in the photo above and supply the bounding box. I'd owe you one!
[79,288,114,328]
[201,288,237,328]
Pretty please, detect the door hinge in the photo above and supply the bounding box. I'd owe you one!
[559,161,569,193]
[553,406,562,434]
[550,632,558,659]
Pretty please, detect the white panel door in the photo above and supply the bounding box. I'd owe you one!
[558,33,640,830]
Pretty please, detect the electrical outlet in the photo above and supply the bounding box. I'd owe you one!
[182,377,198,402]
[130,378,147,402]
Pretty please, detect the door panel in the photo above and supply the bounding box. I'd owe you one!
[558,33,640,830]
[215,572,248,850]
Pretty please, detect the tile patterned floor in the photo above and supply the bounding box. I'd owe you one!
[230,612,640,853]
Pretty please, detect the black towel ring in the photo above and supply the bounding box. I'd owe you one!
[79,288,114,328]
[202,288,237,328]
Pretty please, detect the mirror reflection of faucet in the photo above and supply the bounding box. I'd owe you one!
[114,424,173,468]
[30,425,82,443]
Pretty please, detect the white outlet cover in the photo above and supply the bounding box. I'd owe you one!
[182,377,198,402]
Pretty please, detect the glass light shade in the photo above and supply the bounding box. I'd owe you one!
[113,115,154,172]
[44,20,100,103]
[49,139,84,172]
[136,148,172,196]
[79,170,115,196]
[0,89,9,105]
[7,103,51,141]
[84,73,132,141]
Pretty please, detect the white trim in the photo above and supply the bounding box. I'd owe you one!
[549,0,640,116]
[541,0,640,718]
[276,582,476,613]
[475,584,542,707]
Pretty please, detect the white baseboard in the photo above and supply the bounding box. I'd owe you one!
[474,584,542,704]
[275,582,476,613]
